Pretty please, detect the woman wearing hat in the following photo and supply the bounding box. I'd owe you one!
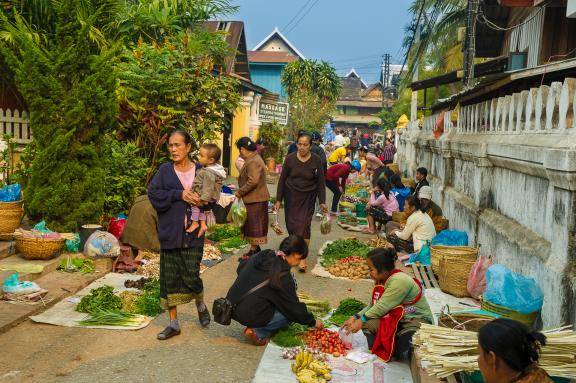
[235,137,270,260]
[275,133,328,272]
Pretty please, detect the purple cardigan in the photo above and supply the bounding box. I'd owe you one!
[148,162,204,250]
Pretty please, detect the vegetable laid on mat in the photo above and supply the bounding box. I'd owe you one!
[76,286,123,313]
[79,310,146,327]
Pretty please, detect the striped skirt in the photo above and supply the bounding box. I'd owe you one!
[159,246,204,309]
[242,201,269,245]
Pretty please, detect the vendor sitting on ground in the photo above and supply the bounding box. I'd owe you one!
[327,145,351,165]
[386,195,435,254]
[417,185,447,233]
[363,179,399,234]
[413,167,429,196]
[226,235,323,346]
[478,318,552,383]
[390,175,412,212]
[343,247,433,362]
[325,160,361,215]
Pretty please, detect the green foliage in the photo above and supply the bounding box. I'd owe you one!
[132,279,163,316]
[103,136,149,216]
[320,239,370,267]
[206,224,241,242]
[76,286,123,313]
[281,60,341,137]
[257,121,286,163]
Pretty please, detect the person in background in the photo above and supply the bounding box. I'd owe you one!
[360,132,370,147]
[276,133,328,272]
[478,318,552,383]
[382,138,396,165]
[390,175,412,212]
[148,129,210,340]
[343,130,351,148]
[327,145,351,165]
[364,179,399,234]
[325,160,361,215]
[227,235,324,346]
[311,132,327,174]
[332,129,345,148]
[387,195,435,254]
[287,130,306,155]
[413,167,429,196]
[343,247,433,361]
[349,129,359,160]
[235,137,270,261]
[255,137,266,156]
[357,146,369,175]
[417,185,446,233]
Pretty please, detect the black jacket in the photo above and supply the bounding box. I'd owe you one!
[226,250,316,328]
[413,178,430,196]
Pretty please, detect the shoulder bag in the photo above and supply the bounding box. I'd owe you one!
[212,279,270,326]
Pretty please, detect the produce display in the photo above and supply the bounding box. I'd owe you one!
[366,237,391,248]
[414,324,576,379]
[79,310,146,327]
[328,298,366,326]
[132,279,163,316]
[303,329,349,357]
[325,256,370,280]
[320,239,370,267]
[291,350,333,383]
[298,292,331,318]
[57,257,95,274]
[119,291,141,312]
[282,347,328,362]
[271,323,307,347]
[206,224,241,242]
[76,286,122,313]
[203,244,222,261]
[136,251,160,279]
[124,277,150,289]
[217,236,247,253]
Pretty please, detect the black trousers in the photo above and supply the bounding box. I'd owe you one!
[326,180,342,213]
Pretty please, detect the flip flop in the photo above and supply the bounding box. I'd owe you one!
[157,326,181,340]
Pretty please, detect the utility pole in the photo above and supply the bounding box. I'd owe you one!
[463,0,479,87]
[381,53,391,87]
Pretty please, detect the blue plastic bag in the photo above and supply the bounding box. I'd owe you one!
[483,264,544,314]
[0,183,21,202]
[2,273,40,295]
[33,220,53,233]
[407,241,431,265]
[432,230,469,246]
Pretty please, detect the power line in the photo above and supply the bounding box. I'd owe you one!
[328,54,383,63]
[282,0,314,32]
[477,5,545,32]
[285,0,321,35]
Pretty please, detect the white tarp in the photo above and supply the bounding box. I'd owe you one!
[30,273,154,330]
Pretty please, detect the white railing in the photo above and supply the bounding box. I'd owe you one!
[0,108,31,143]
[422,110,454,134]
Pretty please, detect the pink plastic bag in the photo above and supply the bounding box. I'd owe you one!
[467,255,492,299]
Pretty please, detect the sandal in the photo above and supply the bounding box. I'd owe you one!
[197,305,211,328]
[244,328,269,346]
[157,326,181,340]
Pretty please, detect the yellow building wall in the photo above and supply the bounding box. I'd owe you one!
[230,102,251,178]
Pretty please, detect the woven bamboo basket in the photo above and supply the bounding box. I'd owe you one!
[430,245,479,274]
[438,253,478,297]
[0,200,24,239]
[391,211,406,223]
[480,298,539,327]
[401,177,415,189]
[16,236,65,260]
[438,312,495,332]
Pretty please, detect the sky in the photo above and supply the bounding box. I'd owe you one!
[231,0,414,84]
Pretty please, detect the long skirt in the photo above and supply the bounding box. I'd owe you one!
[159,246,204,309]
[284,188,316,240]
[242,201,269,246]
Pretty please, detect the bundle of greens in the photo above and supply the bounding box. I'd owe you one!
[217,236,247,252]
[57,257,95,274]
[271,323,307,347]
[132,279,163,317]
[298,293,331,318]
[76,286,123,313]
[328,298,366,326]
[206,224,241,242]
[320,240,370,267]
[79,310,146,327]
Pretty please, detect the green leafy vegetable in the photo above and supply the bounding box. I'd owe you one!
[206,224,241,242]
[320,239,370,267]
[217,236,247,252]
[79,310,146,327]
[57,258,95,274]
[76,286,123,313]
[271,323,307,347]
[328,298,366,326]
[132,279,163,317]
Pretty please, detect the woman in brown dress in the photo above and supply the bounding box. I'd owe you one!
[275,132,328,272]
[235,137,270,260]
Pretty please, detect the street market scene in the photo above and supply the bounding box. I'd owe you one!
[0,0,576,382]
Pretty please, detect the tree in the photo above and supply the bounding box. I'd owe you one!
[281,60,341,136]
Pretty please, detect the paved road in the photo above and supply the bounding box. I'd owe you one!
[0,185,373,383]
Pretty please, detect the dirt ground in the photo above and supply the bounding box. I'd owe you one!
[0,187,374,383]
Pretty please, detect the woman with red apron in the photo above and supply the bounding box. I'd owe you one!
[343,247,433,361]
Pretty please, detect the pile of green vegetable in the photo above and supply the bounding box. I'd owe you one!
[217,236,248,252]
[79,310,146,327]
[206,224,241,242]
[271,323,307,347]
[298,292,331,318]
[57,257,95,274]
[328,298,366,326]
[132,279,163,317]
[320,239,371,267]
[76,286,123,313]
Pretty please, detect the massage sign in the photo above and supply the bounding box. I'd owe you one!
[259,101,289,125]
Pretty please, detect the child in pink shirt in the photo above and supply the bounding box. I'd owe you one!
[363,179,399,234]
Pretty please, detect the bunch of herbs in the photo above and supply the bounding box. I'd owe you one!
[320,240,371,267]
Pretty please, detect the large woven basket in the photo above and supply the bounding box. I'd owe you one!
[16,236,65,260]
[387,163,400,174]
[480,298,539,327]
[431,245,479,274]
[439,312,495,332]
[438,252,478,297]
[0,200,24,239]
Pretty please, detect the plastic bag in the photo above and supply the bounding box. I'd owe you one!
[228,199,247,227]
[0,183,21,202]
[467,255,492,299]
[483,264,544,314]
[2,273,40,295]
[408,240,431,265]
[83,230,121,258]
[65,233,80,253]
[33,220,53,233]
[108,214,128,240]
[432,230,469,246]
[320,214,332,235]
[270,213,284,235]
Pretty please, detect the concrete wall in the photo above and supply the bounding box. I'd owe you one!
[397,77,576,328]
